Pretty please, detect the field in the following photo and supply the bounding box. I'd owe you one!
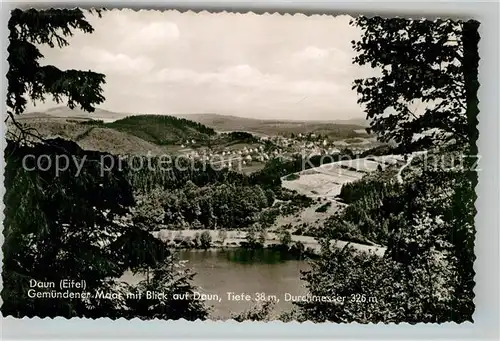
[281,155,406,199]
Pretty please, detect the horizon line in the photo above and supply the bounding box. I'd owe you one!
[25,105,369,124]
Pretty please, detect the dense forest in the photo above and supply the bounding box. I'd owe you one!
[128,154,314,233]
[81,114,216,145]
[80,115,269,148]
[325,174,402,245]
[136,182,271,230]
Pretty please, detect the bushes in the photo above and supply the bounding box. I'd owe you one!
[278,227,292,247]
[217,230,228,244]
[284,173,300,181]
[315,202,332,213]
[298,160,476,323]
[199,231,212,249]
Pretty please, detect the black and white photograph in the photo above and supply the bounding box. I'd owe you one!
[2,8,479,323]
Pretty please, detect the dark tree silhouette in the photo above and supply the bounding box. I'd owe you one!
[2,8,208,320]
[297,17,479,323]
[351,17,479,152]
[7,8,105,119]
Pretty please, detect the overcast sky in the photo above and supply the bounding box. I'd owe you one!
[27,9,376,121]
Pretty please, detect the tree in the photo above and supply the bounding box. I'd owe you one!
[6,8,106,140]
[199,231,212,249]
[3,139,134,318]
[193,232,201,248]
[294,241,305,255]
[258,229,267,246]
[265,189,276,206]
[298,162,475,323]
[232,301,275,322]
[132,188,165,229]
[245,228,257,246]
[279,227,292,247]
[217,230,228,245]
[2,8,208,320]
[124,258,208,321]
[351,17,479,152]
[174,230,184,242]
[297,17,478,323]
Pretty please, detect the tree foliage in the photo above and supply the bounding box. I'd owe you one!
[351,17,479,151]
[278,227,292,247]
[124,259,208,321]
[104,115,216,145]
[297,17,478,323]
[2,8,208,320]
[7,8,106,119]
[232,301,275,322]
[199,231,212,249]
[298,158,475,323]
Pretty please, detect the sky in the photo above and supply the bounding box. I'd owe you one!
[27,9,377,121]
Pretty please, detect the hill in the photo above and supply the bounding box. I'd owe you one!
[9,113,218,154]
[89,115,217,145]
[42,106,129,122]
[25,107,370,140]
[9,112,266,156]
[175,113,369,139]
[12,107,374,157]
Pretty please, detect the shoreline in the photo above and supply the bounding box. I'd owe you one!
[152,229,386,256]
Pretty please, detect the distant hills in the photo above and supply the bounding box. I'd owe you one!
[176,113,369,131]
[175,113,369,138]
[27,106,130,122]
[25,107,369,128]
[12,107,371,155]
[15,110,218,154]
[24,107,369,135]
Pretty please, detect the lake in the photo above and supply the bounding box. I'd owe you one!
[178,248,311,318]
[122,248,311,319]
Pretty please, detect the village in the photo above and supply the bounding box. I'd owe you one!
[176,131,378,171]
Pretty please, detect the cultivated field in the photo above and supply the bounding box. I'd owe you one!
[281,155,406,199]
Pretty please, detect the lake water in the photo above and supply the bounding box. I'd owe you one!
[122,248,311,319]
[177,248,311,318]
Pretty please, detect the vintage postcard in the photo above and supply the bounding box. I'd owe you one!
[2,8,478,323]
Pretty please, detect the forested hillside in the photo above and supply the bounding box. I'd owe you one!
[85,115,216,145]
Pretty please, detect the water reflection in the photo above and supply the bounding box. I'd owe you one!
[177,248,310,319]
